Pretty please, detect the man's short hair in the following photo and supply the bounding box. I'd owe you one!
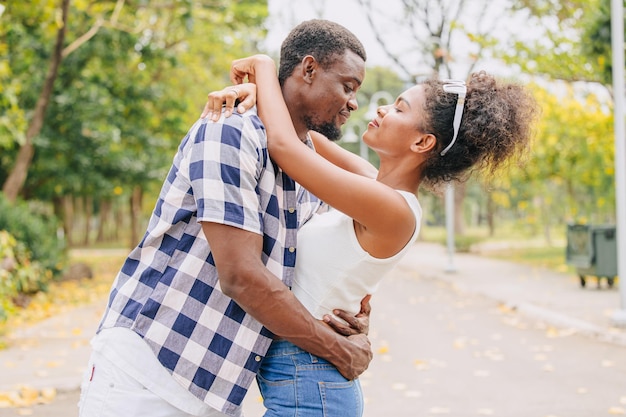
[278,19,367,85]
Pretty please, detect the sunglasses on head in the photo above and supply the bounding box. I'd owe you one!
[440,80,467,157]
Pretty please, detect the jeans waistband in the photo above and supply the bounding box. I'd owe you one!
[265,339,307,357]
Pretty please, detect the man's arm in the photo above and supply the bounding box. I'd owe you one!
[201,222,372,380]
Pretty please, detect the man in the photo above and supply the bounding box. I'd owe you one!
[78,19,370,417]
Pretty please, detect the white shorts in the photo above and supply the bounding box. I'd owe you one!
[78,350,233,417]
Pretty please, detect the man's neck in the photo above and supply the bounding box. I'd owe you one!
[281,83,308,143]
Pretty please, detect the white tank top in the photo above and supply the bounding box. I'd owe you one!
[292,191,422,319]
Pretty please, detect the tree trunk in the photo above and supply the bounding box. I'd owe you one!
[74,195,83,246]
[63,195,74,247]
[454,182,467,236]
[114,201,123,242]
[97,199,111,243]
[486,192,495,237]
[129,186,143,248]
[52,196,64,240]
[83,195,93,246]
[2,0,71,202]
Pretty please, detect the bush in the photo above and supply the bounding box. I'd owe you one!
[0,230,52,322]
[0,194,66,273]
[435,234,485,253]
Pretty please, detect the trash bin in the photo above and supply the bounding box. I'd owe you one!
[566,224,618,288]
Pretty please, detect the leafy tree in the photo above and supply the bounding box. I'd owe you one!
[354,0,510,81]
[1,0,268,246]
[491,82,615,242]
[350,0,527,236]
[500,0,623,86]
[580,0,614,85]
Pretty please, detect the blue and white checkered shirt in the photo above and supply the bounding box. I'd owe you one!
[98,109,323,415]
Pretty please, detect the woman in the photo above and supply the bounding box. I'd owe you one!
[204,54,538,417]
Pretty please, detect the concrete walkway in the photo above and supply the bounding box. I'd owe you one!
[0,242,624,414]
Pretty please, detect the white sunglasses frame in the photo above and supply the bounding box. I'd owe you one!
[440,80,467,156]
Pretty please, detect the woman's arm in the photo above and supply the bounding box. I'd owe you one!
[201,85,378,179]
[239,55,414,255]
[309,131,378,179]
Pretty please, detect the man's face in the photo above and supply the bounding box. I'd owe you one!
[303,50,365,140]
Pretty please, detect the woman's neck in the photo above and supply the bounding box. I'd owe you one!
[375,160,423,194]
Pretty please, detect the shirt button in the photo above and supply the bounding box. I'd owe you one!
[255,356,261,362]
[288,207,295,213]
[288,247,295,253]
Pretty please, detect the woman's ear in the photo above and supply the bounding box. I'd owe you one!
[301,55,318,84]
[411,133,437,154]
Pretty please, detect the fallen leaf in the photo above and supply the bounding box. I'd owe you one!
[19,387,38,404]
[546,327,560,338]
[453,338,466,349]
[601,360,614,368]
[40,388,56,402]
[497,303,514,314]
[46,361,62,368]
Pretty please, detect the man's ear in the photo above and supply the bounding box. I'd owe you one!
[411,133,437,154]
[300,55,318,84]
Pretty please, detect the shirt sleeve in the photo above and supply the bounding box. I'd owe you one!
[188,116,267,236]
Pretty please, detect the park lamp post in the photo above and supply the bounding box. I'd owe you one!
[349,89,457,273]
[341,123,368,160]
[342,91,396,161]
[363,91,395,161]
[610,0,626,327]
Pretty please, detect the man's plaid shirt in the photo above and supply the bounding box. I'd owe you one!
[98,110,322,415]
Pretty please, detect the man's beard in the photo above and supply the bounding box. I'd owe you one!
[304,116,342,141]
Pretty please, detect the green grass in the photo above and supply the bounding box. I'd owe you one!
[419,224,574,274]
[481,246,575,274]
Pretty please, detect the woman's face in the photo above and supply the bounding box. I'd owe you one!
[362,85,427,156]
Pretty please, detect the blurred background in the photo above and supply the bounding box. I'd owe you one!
[0,0,623,356]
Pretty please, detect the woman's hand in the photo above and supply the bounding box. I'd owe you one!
[200,55,276,122]
[201,83,257,122]
[323,295,372,336]
[229,54,276,85]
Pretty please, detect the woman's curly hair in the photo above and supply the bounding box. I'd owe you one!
[420,71,539,188]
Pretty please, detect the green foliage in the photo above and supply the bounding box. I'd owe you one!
[502,0,623,84]
[580,0,614,84]
[1,0,268,223]
[0,193,66,273]
[488,82,615,234]
[0,229,52,322]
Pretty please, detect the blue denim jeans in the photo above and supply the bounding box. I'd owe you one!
[256,340,363,417]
